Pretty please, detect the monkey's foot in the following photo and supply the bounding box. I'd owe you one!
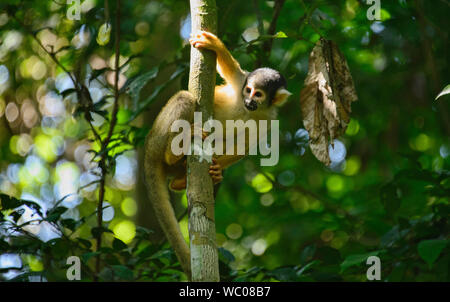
[209,158,223,184]
[169,177,187,191]
[169,158,222,191]
[189,31,222,51]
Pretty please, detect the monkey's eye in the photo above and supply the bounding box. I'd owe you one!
[254,91,262,98]
[245,87,251,94]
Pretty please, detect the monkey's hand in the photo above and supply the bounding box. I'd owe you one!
[190,31,246,86]
[169,158,223,191]
[209,158,223,184]
[189,31,223,52]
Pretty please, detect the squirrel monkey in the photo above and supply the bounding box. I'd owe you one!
[144,31,291,277]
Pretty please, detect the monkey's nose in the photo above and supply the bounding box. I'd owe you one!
[244,99,257,111]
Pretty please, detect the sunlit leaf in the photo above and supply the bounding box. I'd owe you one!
[274,31,288,38]
[96,23,111,46]
[251,173,274,193]
[435,84,450,100]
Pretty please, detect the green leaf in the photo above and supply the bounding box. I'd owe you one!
[111,265,134,281]
[297,260,320,276]
[150,249,173,260]
[417,239,448,267]
[274,31,288,38]
[45,206,68,222]
[81,251,100,263]
[300,245,316,264]
[268,267,297,281]
[77,238,92,249]
[340,251,380,272]
[435,84,450,100]
[89,67,110,84]
[218,247,235,263]
[60,88,77,98]
[117,109,131,124]
[96,22,111,46]
[60,218,78,231]
[1,193,22,210]
[127,65,186,122]
[112,238,128,251]
[91,226,113,239]
[0,194,43,217]
[123,67,159,107]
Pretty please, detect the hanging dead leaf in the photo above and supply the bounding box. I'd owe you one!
[300,38,358,166]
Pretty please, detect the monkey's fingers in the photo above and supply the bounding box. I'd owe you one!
[209,167,222,176]
[211,174,223,184]
[190,40,208,49]
[189,32,219,50]
[200,31,218,40]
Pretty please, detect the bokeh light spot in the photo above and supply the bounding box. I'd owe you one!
[251,173,274,193]
[251,239,268,256]
[5,102,19,122]
[326,175,345,193]
[347,119,361,137]
[113,220,136,244]
[121,197,137,217]
[226,223,243,240]
[343,156,361,176]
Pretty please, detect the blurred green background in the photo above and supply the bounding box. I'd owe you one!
[0,0,449,281]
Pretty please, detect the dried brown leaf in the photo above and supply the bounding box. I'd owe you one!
[300,39,358,165]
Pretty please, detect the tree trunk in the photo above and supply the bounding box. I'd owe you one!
[187,0,219,282]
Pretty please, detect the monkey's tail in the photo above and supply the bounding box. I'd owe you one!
[144,149,191,279]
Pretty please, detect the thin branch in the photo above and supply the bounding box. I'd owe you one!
[254,0,286,67]
[298,0,319,38]
[253,0,264,36]
[94,0,121,281]
[13,14,103,143]
[11,15,77,87]
[262,0,286,54]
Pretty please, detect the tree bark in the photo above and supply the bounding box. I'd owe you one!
[187,0,219,282]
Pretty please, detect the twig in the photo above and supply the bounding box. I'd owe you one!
[253,0,286,67]
[94,0,121,281]
[253,0,264,36]
[12,13,103,143]
[262,0,286,54]
[11,15,77,87]
[298,0,319,38]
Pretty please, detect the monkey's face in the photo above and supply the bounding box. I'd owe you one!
[242,83,267,111]
[242,68,291,111]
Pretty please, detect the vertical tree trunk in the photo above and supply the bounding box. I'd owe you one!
[187,0,219,282]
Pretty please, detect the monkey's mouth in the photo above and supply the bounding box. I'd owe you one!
[244,99,258,111]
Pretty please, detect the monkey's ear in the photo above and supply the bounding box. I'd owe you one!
[272,88,292,106]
